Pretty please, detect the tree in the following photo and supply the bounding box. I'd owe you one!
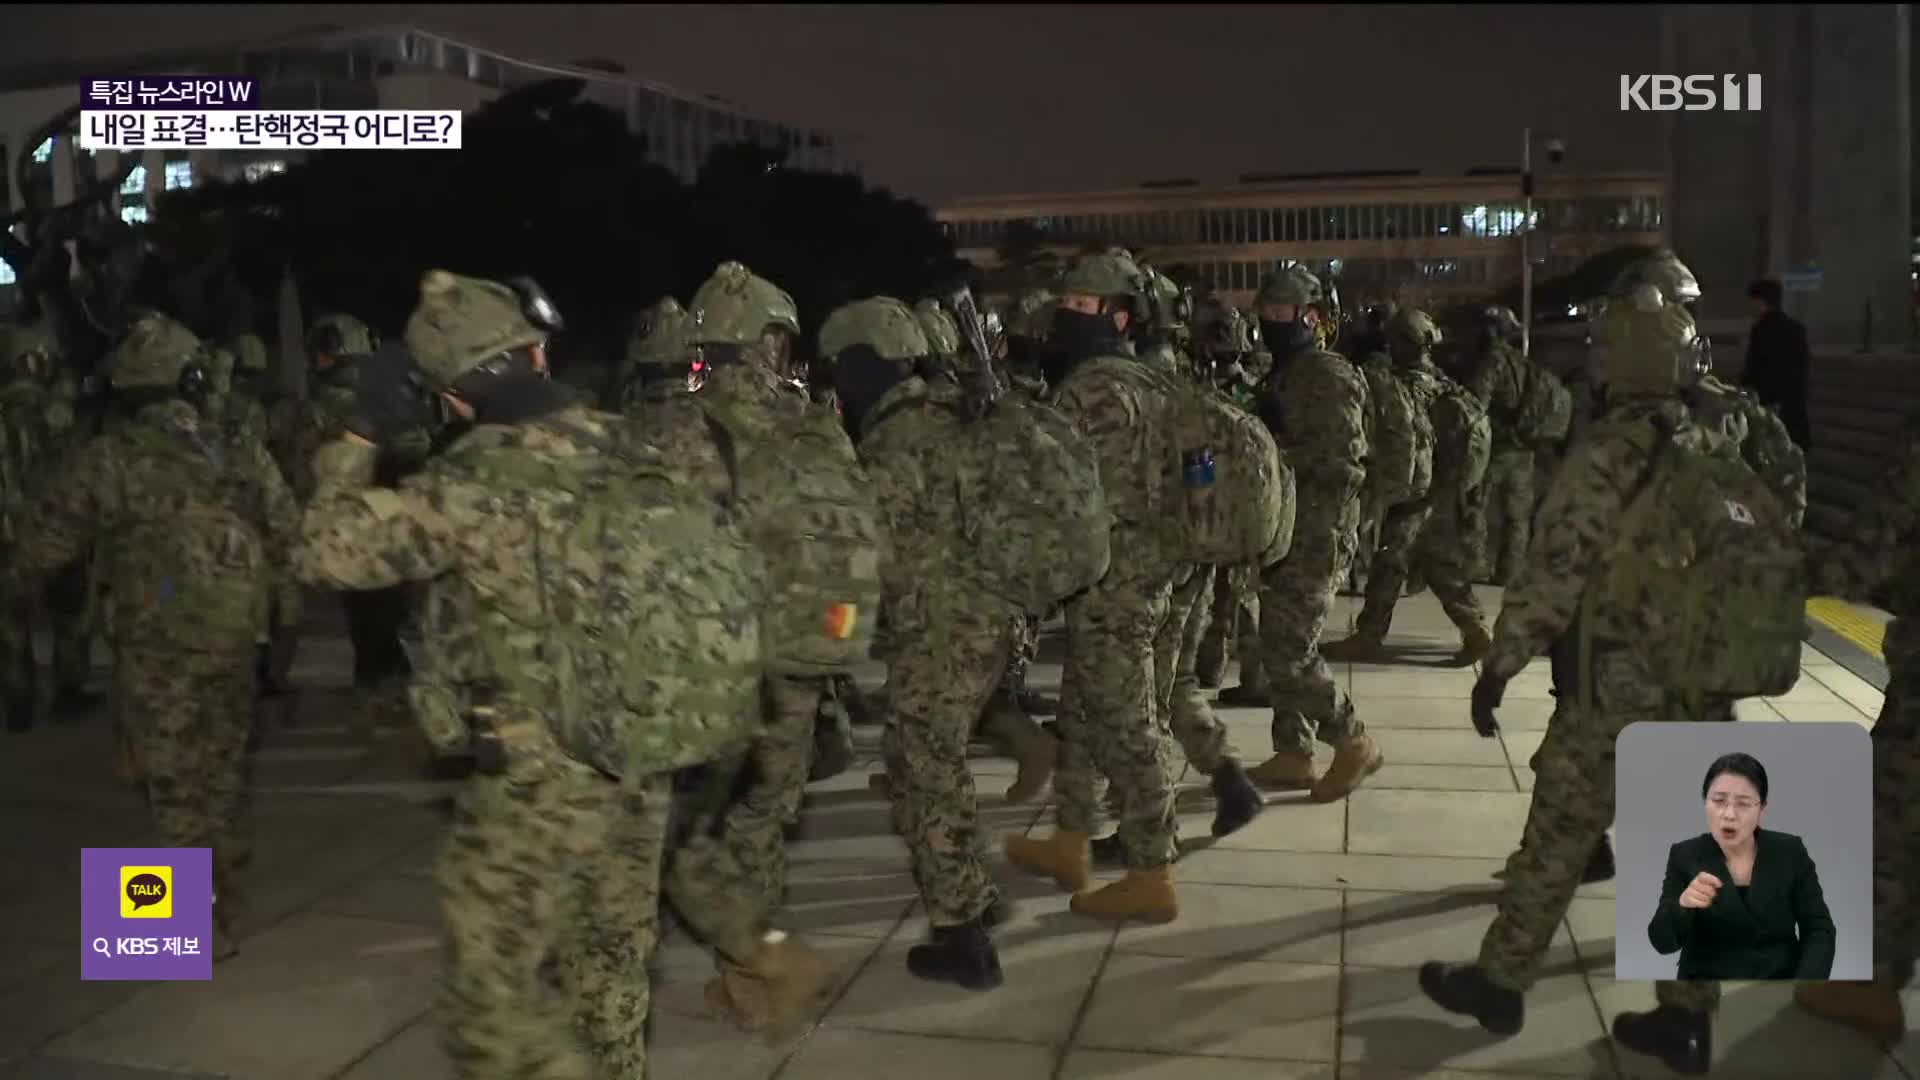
[1489,244,1661,316]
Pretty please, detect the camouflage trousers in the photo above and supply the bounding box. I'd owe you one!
[1355,497,1486,642]
[1054,564,1180,868]
[1871,618,1920,989]
[1194,565,1246,688]
[1480,646,1725,1012]
[438,738,669,1080]
[263,578,304,684]
[1350,507,1381,592]
[665,675,821,964]
[979,612,1048,752]
[47,556,94,692]
[115,644,255,879]
[1482,450,1537,587]
[1234,579,1265,692]
[1258,520,1364,755]
[1151,565,1234,774]
[881,604,1014,926]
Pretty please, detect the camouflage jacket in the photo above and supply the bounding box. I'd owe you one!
[1052,342,1173,578]
[1263,347,1370,538]
[274,375,432,501]
[1486,395,1690,680]
[291,405,650,753]
[1469,342,1532,450]
[0,376,67,484]
[1692,375,1808,531]
[0,399,297,650]
[1810,412,1920,620]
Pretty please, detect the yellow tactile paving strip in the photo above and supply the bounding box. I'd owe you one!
[1807,597,1886,660]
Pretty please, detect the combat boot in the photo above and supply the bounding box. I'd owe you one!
[1611,1005,1712,1076]
[1069,865,1177,924]
[1246,751,1317,790]
[905,916,1004,991]
[1003,726,1057,804]
[1417,962,1523,1035]
[1215,682,1268,707]
[1449,623,1493,668]
[1003,828,1091,892]
[1311,735,1384,802]
[1208,760,1264,837]
[1319,634,1388,662]
[1015,690,1059,716]
[1794,981,1905,1046]
[704,931,837,1035]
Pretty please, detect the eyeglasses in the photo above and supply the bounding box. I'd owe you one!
[1707,794,1759,812]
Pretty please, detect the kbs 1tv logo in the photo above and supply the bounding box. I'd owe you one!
[1620,74,1763,112]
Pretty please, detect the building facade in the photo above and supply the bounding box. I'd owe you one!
[0,24,860,287]
[938,170,1668,311]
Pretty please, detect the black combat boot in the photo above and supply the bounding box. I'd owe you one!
[905,916,1004,991]
[1418,962,1524,1036]
[1209,760,1265,837]
[979,892,1012,929]
[1583,835,1615,883]
[1015,690,1059,716]
[1611,1005,1711,1075]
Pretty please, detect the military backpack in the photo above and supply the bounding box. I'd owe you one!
[1430,378,1494,494]
[1070,357,1296,567]
[1512,364,1573,447]
[1359,355,1429,507]
[1590,423,1805,702]
[454,419,769,777]
[698,399,884,675]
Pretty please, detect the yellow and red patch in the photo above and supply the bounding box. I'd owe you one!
[823,602,859,641]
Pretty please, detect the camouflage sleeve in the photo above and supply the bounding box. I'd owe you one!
[1743,402,1807,530]
[1486,428,1648,679]
[0,437,112,598]
[1290,358,1369,503]
[1813,424,1920,598]
[291,437,465,590]
[1054,371,1144,510]
[859,435,924,604]
[248,436,301,566]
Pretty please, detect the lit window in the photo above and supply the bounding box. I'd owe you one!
[164,160,193,190]
[121,204,149,225]
[0,257,14,285]
[243,160,287,182]
[120,165,147,195]
[32,139,52,163]
[1462,204,1489,237]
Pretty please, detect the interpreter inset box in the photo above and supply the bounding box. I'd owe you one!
[1613,721,1871,982]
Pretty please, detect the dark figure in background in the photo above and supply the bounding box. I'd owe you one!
[1741,280,1812,451]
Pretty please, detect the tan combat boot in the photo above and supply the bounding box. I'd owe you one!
[1004,727,1058,804]
[1246,751,1318,790]
[704,931,837,1036]
[1069,865,1178,924]
[1003,828,1091,892]
[1311,735,1385,802]
[1319,634,1388,662]
[1450,623,1493,668]
[1795,981,1906,1046]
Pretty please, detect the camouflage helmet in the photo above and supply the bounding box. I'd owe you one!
[306,313,377,359]
[911,298,960,358]
[1386,307,1443,348]
[1480,305,1523,337]
[109,312,205,390]
[630,297,691,366]
[819,297,931,365]
[1606,249,1702,309]
[1140,267,1188,330]
[1008,288,1057,339]
[404,269,551,388]
[1255,265,1324,308]
[688,260,800,346]
[226,333,269,373]
[1058,250,1145,300]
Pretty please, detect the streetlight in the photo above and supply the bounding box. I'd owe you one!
[1520,129,1565,357]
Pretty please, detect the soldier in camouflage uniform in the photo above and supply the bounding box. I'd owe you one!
[1324,309,1493,665]
[0,323,59,731]
[293,269,672,1078]
[620,296,691,414]
[278,314,425,739]
[1,313,298,957]
[1692,371,1808,530]
[1465,306,1539,585]
[1798,411,1919,1045]
[1341,302,1396,597]
[825,296,1014,990]
[647,262,839,1032]
[1241,267,1384,801]
[913,298,963,385]
[1422,252,1738,1077]
[1003,251,1183,923]
[1193,309,1261,689]
[219,334,303,694]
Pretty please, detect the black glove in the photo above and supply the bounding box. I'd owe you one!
[1470,671,1507,737]
[346,343,429,445]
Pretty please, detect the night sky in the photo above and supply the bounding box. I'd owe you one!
[1,3,1667,205]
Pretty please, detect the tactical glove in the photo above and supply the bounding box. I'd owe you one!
[347,344,429,445]
[1470,671,1507,738]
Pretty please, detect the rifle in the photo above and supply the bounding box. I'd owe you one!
[945,286,1004,421]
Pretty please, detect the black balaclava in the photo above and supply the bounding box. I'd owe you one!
[831,345,909,439]
[1259,317,1314,358]
[450,347,569,426]
[1052,301,1126,370]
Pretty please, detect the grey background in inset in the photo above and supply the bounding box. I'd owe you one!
[1614,721,1873,981]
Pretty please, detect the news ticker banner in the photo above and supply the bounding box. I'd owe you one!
[76,74,460,151]
[81,847,213,981]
